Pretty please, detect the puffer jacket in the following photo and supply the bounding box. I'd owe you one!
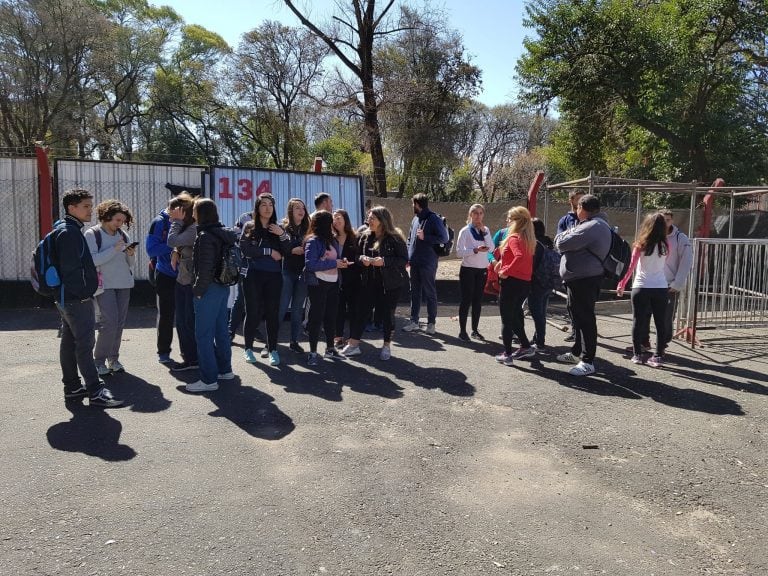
[357,231,409,292]
[192,223,238,297]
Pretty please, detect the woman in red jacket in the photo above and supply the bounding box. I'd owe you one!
[494,206,536,365]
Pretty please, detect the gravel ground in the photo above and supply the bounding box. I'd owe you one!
[1,305,766,576]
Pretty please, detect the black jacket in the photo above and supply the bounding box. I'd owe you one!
[357,231,409,292]
[192,223,238,298]
[282,222,308,275]
[54,215,98,302]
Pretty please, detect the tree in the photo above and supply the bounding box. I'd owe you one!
[284,0,401,197]
[517,0,768,184]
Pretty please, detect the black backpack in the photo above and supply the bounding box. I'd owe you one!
[597,226,632,281]
[431,213,454,258]
[30,220,67,299]
[533,241,562,291]
[215,239,242,286]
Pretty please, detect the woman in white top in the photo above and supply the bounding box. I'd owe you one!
[455,204,495,340]
[617,212,669,367]
[84,200,136,375]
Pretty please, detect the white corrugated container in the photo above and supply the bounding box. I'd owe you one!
[0,158,39,281]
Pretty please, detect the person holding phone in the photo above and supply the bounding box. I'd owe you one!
[455,204,495,341]
[84,199,136,375]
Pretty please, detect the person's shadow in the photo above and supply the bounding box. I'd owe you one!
[46,400,137,461]
[105,372,172,413]
[178,377,295,440]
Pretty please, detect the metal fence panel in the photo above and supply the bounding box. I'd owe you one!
[0,158,39,280]
[55,160,206,280]
[211,167,364,228]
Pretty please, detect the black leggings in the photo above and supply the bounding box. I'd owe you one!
[352,281,401,344]
[307,280,339,353]
[243,270,282,351]
[631,287,668,356]
[459,266,487,333]
[498,277,531,352]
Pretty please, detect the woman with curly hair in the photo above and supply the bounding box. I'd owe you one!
[617,212,669,367]
[84,199,135,375]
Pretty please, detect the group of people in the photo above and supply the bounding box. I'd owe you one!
[50,186,692,408]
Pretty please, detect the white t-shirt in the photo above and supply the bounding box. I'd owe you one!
[315,245,339,283]
[633,247,667,289]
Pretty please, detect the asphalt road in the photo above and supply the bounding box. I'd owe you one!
[1,305,766,576]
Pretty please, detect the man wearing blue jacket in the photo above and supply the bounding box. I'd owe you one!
[55,189,123,407]
[146,206,178,364]
[404,193,449,335]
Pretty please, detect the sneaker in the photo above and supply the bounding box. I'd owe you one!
[107,360,125,373]
[64,386,88,400]
[379,346,391,360]
[402,320,421,332]
[170,360,199,372]
[324,348,340,359]
[260,348,269,358]
[218,371,235,380]
[425,323,436,335]
[458,332,470,341]
[269,350,280,366]
[307,352,319,366]
[531,343,548,354]
[89,387,123,408]
[185,380,219,393]
[495,352,514,366]
[631,355,644,365]
[244,349,257,364]
[289,341,304,353]
[341,344,361,357]
[569,361,596,376]
[563,333,576,343]
[96,364,111,377]
[647,355,663,368]
[470,330,485,341]
[557,352,580,364]
[158,353,173,364]
[511,347,536,360]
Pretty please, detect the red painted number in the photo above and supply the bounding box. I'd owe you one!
[238,179,253,200]
[218,177,232,199]
[256,180,270,196]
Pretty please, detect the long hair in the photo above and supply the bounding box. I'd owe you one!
[368,205,405,249]
[333,209,356,240]
[168,192,195,227]
[635,213,669,257]
[466,203,485,225]
[283,197,309,235]
[501,206,536,254]
[306,210,334,249]
[193,198,219,227]
[252,193,277,229]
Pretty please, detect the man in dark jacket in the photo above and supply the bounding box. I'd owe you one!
[55,189,123,407]
[404,194,449,334]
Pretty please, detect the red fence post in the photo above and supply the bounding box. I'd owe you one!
[35,145,53,237]
[526,170,545,217]
[696,178,724,239]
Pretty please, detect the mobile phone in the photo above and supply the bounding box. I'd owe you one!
[124,241,139,250]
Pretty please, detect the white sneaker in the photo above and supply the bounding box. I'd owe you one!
[402,320,421,332]
[569,361,596,376]
[107,359,125,373]
[425,323,436,335]
[556,352,580,364]
[341,344,361,357]
[218,372,235,380]
[379,346,391,360]
[185,380,219,392]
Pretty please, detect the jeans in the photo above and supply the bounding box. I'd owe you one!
[155,271,176,356]
[193,283,232,384]
[175,283,197,363]
[528,289,551,347]
[499,277,531,352]
[278,269,307,343]
[307,280,339,353]
[566,275,603,364]
[631,287,668,356]
[352,280,401,344]
[243,269,282,352]
[94,288,131,365]
[409,262,438,324]
[56,298,101,396]
[458,266,487,333]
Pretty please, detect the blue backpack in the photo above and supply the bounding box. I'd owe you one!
[30,220,67,299]
[533,240,562,291]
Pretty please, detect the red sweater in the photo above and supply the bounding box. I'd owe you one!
[497,234,533,281]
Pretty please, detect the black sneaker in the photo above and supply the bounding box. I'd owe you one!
[470,330,485,341]
[564,333,576,342]
[458,332,470,341]
[64,386,87,400]
[289,341,304,353]
[89,387,123,408]
[170,361,199,372]
[324,348,340,359]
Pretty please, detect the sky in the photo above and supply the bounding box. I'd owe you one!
[157,0,528,107]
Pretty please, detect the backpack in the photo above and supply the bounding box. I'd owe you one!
[215,240,242,286]
[598,226,632,281]
[431,213,454,257]
[31,220,67,298]
[533,241,562,291]
[91,226,128,250]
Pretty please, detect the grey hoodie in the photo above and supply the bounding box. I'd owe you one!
[554,215,612,282]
